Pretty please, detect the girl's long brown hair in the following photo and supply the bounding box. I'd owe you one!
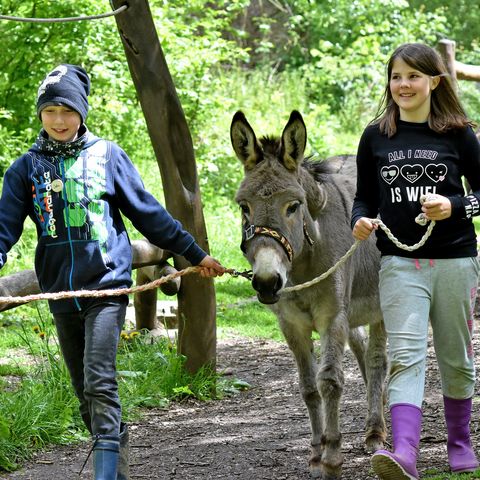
[372,43,475,137]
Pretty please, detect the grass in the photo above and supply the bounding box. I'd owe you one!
[0,311,246,471]
[423,470,480,479]
[0,322,84,471]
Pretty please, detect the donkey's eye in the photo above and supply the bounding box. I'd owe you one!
[239,203,250,216]
[286,202,301,216]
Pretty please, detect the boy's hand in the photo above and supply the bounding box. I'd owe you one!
[198,255,226,277]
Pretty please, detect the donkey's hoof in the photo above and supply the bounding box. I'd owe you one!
[319,465,342,480]
[309,456,322,477]
[365,432,386,453]
[309,467,322,479]
[308,465,340,480]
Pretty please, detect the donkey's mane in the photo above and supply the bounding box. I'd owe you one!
[302,158,336,181]
[259,135,281,156]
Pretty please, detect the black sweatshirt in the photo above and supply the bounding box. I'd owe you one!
[351,120,480,258]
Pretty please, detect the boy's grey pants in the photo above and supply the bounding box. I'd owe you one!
[54,297,128,437]
[379,256,478,408]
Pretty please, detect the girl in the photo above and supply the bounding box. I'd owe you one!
[351,43,480,480]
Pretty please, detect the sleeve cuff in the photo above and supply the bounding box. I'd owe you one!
[463,194,480,218]
[181,242,207,266]
[449,195,480,219]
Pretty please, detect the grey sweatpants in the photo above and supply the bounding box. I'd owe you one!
[379,255,478,407]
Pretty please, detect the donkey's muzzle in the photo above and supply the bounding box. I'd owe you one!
[252,272,283,304]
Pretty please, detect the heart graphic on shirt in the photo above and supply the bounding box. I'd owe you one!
[380,165,399,184]
[400,164,424,184]
[425,163,447,183]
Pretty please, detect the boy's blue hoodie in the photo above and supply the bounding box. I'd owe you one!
[0,128,207,313]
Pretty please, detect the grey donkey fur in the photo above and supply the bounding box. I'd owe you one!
[231,111,387,479]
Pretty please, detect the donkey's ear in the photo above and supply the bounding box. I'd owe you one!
[280,111,307,171]
[230,111,263,170]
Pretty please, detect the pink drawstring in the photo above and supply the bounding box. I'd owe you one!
[413,259,435,269]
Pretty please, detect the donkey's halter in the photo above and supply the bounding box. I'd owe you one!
[241,222,314,262]
[241,225,294,262]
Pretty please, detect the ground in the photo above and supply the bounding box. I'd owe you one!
[0,331,479,480]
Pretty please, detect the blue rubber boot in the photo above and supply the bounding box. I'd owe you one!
[93,436,120,480]
[371,404,422,480]
[117,423,130,480]
[444,396,479,473]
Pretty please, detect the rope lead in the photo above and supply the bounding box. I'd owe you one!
[0,5,127,23]
[0,267,253,306]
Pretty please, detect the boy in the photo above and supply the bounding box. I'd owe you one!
[0,64,224,479]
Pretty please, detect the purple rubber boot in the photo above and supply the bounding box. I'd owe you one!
[371,403,421,480]
[443,396,479,473]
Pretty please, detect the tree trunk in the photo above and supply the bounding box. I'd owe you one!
[110,0,216,372]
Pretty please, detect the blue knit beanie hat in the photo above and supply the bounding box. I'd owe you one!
[36,64,90,123]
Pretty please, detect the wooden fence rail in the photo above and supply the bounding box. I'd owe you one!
[438,39,480,82]
[0,240,178,323]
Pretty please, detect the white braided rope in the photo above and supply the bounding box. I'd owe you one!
[282,240,361,294]
[371,217,436,252]
[282,195,437,294]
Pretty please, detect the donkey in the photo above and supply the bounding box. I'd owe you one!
[230,111,387,479]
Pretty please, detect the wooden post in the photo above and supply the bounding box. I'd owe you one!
[438,39,480,82]
[110,0,216,372]
[437,39,457,83]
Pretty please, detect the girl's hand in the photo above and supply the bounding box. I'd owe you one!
[353,217,378,241]
[198,255,226,277]
[421,195,452,221]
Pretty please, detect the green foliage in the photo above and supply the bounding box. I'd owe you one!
[0,117,31,177]
[1,0,479,204]
[153,0,249,123]
[459,82,480,125]
[286,0,449,128]
[408,0,480,60]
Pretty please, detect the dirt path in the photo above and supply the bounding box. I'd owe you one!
[1,333,479,480]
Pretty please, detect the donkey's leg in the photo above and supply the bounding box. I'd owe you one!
[280,320,323,478]
[364,320,388,452]
[348,326,368,385]
[349,324,387,452]
[316,316,348,480]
